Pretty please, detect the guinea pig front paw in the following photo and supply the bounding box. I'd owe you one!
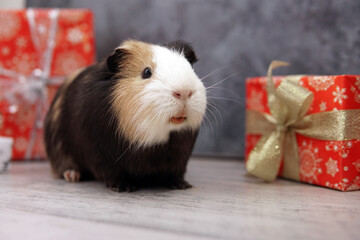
[63,169,81,183]
[167,179,192,190]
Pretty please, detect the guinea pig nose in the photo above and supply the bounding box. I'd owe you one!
[173,90,193,100]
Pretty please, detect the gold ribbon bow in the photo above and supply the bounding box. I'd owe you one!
[246,61,360,182]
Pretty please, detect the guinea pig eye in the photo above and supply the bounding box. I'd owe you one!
[142,67,152,79]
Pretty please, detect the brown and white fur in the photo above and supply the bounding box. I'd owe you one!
[44,40,206,192]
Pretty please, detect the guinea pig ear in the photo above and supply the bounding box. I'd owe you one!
[106,48,127,73]
[163,41,198,65]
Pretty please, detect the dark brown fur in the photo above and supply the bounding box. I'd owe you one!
[44,41,199,192]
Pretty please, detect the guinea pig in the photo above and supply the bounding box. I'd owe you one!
[44,40,206,192]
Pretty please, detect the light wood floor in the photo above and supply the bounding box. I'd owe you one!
[0,157,359,240]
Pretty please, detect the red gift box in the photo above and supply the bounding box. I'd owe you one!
[245,63,360,191]
[0,9,95,160]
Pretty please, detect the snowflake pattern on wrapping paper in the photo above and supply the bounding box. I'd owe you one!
[16,37,27,48]
[298,141,323,183]
[319,101,327,112]
[325,158,339,177]
[350,85,360,104]
[344,176,360,191]
[307,76,335,91]
[247,89,264,112]
[353,159,360,172]
[325,141,353,158]
[326,176,360,191]
[1,46,10,56]
[355,77,360,89]
[0,12,21,41]
[332,86,348,105]
[67,27,84,44]
[8,53,37,75]
[53,50,86,76]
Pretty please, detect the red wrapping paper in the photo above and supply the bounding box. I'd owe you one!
[245,75,360,191]
[0,9,95,160]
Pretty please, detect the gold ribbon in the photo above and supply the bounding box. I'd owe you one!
[246,61,360,182]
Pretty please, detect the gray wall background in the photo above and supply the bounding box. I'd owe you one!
[28,0,360,158]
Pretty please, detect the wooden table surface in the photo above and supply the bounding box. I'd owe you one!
[0,157,359,240]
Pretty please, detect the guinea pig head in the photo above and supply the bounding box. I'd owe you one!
[108,40,206,147]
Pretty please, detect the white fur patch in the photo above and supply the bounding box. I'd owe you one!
[135,45,206,146]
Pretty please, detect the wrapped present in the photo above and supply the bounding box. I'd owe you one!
[245,61,360,191]
[0,9,95,160]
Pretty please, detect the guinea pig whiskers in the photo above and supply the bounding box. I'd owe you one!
[205,104,220,131]
[200,64,233,82]
[205,71,242,90]
[206,86,242,102]
[202,112,214,137]
[207,96,244,106]
[206,100,223,126]
[208,98,225,112]
[200,114,210,137]
[204,100,223,134]
[205,111,215,136]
